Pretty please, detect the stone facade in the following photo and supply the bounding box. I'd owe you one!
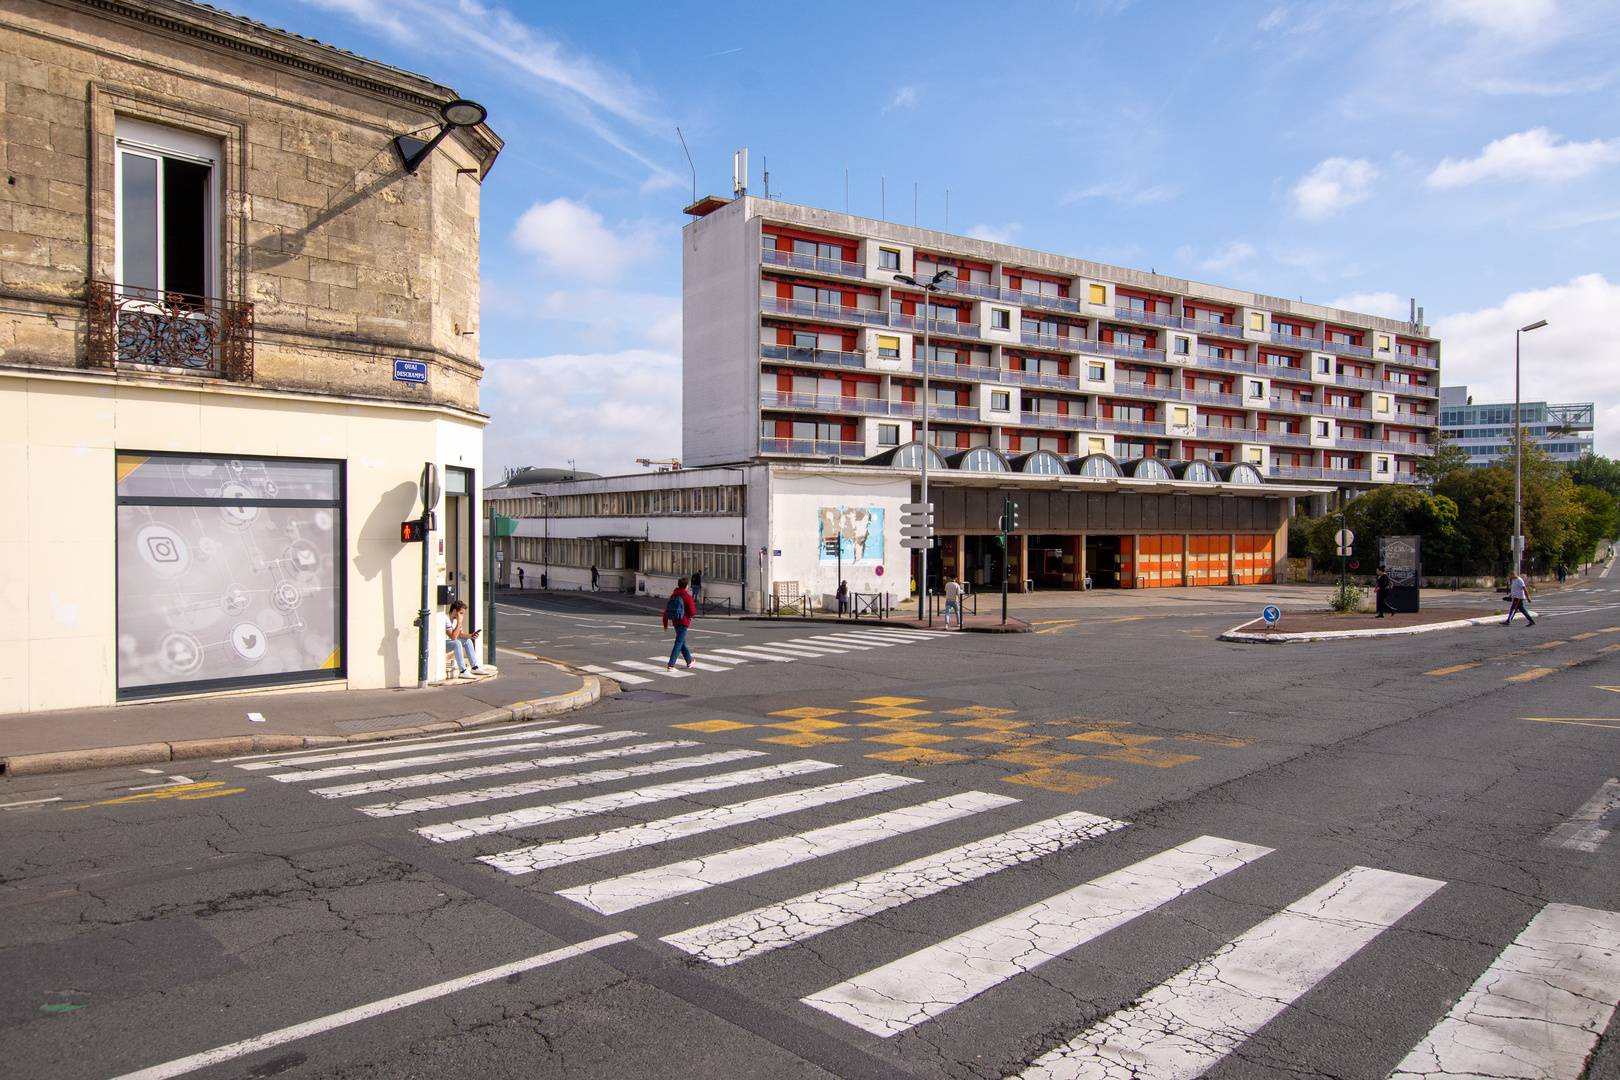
[0,0,500,407]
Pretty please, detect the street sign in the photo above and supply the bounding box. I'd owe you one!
[900,502,934,513]
[899,537,930,549]
[900,525,933,538]
[1334,529,1354,548]
[420,462,440,516]
[1262,605,1281,628]
[393,358,427,384]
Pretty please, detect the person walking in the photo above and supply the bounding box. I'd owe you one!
[691,568,703,603]
[944,575,963,629]
[516,567,524,590]
[590,564,599,591]
[663,577,695,669]
[443,600,485,678]
[1374,565,1394,618]
[1505,570,1536,626]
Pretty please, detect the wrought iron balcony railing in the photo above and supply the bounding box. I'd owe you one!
[87,281,253,381]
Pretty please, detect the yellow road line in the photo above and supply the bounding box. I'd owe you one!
[1425,663,1479,675]
[1601,645,1620,653]
[1524,718,1620,730]
[1506,668,1556,683]
[1533,640,1569,649]
[61,782,245,810]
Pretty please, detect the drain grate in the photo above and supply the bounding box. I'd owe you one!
[334,712,436,733]
[610,690,688,703]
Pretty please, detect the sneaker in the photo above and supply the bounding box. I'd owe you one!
[685,660,693,669]
[667,665,676,671]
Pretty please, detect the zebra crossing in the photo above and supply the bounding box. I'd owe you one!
[578,625,956,684]
[225,722,1620,1078]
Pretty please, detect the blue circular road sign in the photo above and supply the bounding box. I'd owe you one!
[1262,605,1281,624]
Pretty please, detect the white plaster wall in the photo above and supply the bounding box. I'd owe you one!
[764,468,910,604]
[683,199,761,467]
[0,372,484,713]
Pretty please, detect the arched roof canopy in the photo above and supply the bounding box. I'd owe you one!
[1123,457,1173,480]
[1012,450,1067,475]
[948,447,1012,473]
[1173,460,1221,483]
[866,441,950,470]
[1071,453,1122,478]
[1220,462,1266,485]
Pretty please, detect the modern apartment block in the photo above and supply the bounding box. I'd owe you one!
[1439,387,1594,465]
[683,197,1440,487]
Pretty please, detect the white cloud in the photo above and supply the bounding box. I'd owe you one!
[1059,180,1176,206]
[1429,0,1558,34]
[1328,291,1408,319]
[966,223,1023,245]
[1425,128,1620,187]
[512,198,658,282]
[1290,157,1378,220]
[1200,242,1256,272]
[1433,273,1620,456]
[884,87,917,113]
[481,349,681,479]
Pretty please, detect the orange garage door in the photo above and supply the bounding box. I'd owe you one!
[1189,535,1230,585]
[1136,535,1185,588]
[1234,534,1275,584]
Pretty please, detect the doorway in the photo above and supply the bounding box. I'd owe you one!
[444,466,475,624]
[1085,535,1124,588]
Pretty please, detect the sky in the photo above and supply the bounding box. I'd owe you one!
[233,0,1620,475]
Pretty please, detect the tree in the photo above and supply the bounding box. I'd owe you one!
[1569,454,1620,501]
[1564,485,1619,567]
[1437,465,1515,573]
[1417,432,1471,485]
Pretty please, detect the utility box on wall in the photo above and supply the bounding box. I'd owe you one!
[1379,535,1421,613]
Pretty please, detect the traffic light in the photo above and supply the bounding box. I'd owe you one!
[1002,498,1020,532]
[400,518,426,542]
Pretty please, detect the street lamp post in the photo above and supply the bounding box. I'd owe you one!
[1514,319,1549,576]
[894,269,955,623]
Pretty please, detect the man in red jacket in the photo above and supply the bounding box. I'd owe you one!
[663,577,695,670]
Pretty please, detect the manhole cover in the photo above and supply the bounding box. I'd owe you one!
[334,712,435,733]
[611,690,688,703]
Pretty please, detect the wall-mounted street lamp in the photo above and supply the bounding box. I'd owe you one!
[394,99,489,175]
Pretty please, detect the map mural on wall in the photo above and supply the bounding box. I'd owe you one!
[818,507,883,563]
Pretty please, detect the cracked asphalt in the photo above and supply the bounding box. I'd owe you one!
[3,576,1620,1080]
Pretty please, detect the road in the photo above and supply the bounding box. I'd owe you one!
[3,574,1620,1079]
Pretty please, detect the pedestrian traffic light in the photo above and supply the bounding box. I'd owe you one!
[400,519,426,542]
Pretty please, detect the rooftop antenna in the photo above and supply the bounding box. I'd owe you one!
[1410,298,1417,324]
[946,188,949,232]
[733,148,747,197]
[763,155,770,200]
[676,127,695,206]
[881,175,885,220]
[845,168,849,213]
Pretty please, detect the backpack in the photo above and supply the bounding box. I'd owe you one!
[664,593,688,622]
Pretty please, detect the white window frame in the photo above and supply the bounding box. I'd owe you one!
[114,116,221,298]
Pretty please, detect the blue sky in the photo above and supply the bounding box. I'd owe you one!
[235,0,1620,473]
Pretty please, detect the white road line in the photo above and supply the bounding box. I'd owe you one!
[691,652,746,665]
[358,750,767,817]
[616,659,692,678]
[215,721,566,764]
[660,810,1127,966]
[480,772,923,876]
[559,790,1018,915]
[803,835,1274,1036]
[1388,903,1620,1080]
[583,663,650,684]
[643,657,731,672]
[0,796,63,809]
[415,759,841,843]
[799,636,874,650]
[713,647,794,663]
[1017,866,1444,1080]
[781,638,864,652]
[106,932,635,1080]
[1543,778,1620,852]
[309,741,702,799]
[739,642,834,657]
[240,724,597,771]
[268,731,635,784]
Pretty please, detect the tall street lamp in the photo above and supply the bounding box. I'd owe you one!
[1513,319,1549,575]
[894,268,954,621]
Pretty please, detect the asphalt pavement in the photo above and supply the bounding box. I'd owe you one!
[3,567,1619,1079]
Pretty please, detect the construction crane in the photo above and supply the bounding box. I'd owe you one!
[636,458,682,473]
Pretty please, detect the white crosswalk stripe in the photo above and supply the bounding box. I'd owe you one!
[237,724,595,771]
[481,772,923,875]
[576,629,959,678]
[691,652,747,664]
[582,663,650,684]
[1543,777,1620,852]
[266,729,626,784]
[644,656,732,671]
[558,790,1019,915]
[1016,866,1444,1079]
[616,658,692,677]
[356,750,767,818]
[712,647,794,663]
[308,739,701,799]
[660,810,1128,966]
[803,835,1273,1036]
[1388,903,1620,1080]
[414,758,841,843]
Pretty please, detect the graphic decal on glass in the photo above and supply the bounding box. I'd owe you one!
[116,454,342,694]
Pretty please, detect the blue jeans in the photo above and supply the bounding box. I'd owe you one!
[668,623,692,667]
[447,637,478,672]
[944,599,960,625]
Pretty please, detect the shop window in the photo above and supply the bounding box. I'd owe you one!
[115,453,342,697]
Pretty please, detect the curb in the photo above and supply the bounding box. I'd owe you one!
[0,675,602,777]
[738,615,1033,633]
[1219,614,1512,643]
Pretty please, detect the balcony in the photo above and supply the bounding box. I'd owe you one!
[760,438,868,459]
[1119,382,1182,400]
[1270,465,1373,483]
[1267,396,1375,422]
[1384,380,1439,398]
[760,343,869,370]
[1021,330,1086,351]
[1389,351,1438,370]
[759,391,918,418]
[1021,411,1092,430]
[761,248,867,280]
[895,313,981,339]
[1195,353,1266,377]
[87,281,254,381]
[1256,429,1313,446]
[931,403,981,423]
[910,359,1081,393]
[940,278,1081,314]
[1393,473,1427,485]
[1271,330,1374,359]
[1097,417,1167,436]
[1112,307,1250,342]
[1076,338,1167,363]
[761,295,889,327]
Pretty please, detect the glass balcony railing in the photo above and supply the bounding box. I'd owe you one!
[760,343,868,369]
[1270,465,1373,482]
[761,248,867,280]
[759,391,918,417]
[1096,417,1168,436]
[761,296,890,326]
[759,438,868,458]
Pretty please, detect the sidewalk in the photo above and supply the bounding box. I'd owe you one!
[0,653,599,777]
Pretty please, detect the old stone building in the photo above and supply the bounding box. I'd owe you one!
[0,0,501,711]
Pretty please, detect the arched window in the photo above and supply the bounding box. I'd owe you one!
[888,442,949,470]
[1176,460,1220,483]
[1221,462,1265,485]
[955,447,1010,472]
[1018,450,1066,475]
[1073,453,1122,478]
[1125,457,1172,480]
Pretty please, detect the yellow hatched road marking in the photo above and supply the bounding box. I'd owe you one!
[61,782,245,810]
[1506,668,1556,682]
[1425,663,1479,675]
